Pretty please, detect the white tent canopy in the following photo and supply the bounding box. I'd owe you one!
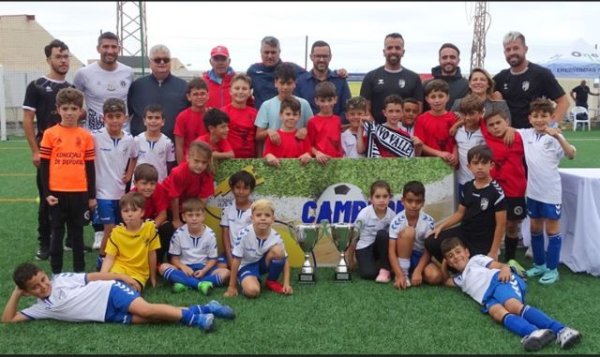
[541,39,600,79]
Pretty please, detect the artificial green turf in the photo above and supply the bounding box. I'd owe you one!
[0,136,599,354]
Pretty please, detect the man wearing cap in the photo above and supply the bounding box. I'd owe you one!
[128,44,189,141]
[203,45,236,109]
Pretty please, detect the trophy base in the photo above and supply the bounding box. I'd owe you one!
[334,272,351,282]
[298,273,316,283]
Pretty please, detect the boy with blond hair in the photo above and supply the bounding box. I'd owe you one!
[224,199,293,298]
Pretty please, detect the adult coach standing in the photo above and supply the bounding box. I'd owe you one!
[425,43,469,110]
[128,44,189,141]
[73,32,134,132]
[246,36,307,110]
[570,80,598,109]
[360,33,424,124]
[493,31,569,128]
[295,40,352,123]
[22,40,73,261]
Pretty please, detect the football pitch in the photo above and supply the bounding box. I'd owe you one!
[0,132,599,354]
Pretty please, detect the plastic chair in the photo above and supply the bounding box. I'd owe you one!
[569,106,591,131]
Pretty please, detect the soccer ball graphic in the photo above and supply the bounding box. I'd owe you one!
[314,183,367,223]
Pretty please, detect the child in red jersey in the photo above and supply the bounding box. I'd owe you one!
[307,81,343,165]
[414,79,458,167]
[162,141,215,229]
[130,163,175,264]
[174,78,209,163]
[220,73,257,158]
[195,108,234,160]
[263,97,312,167]
[482,109,527,262]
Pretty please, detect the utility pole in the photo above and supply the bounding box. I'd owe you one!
[470,1,489,71]
[117,1,148,75]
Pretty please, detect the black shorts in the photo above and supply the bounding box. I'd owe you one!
[506,197,526,221]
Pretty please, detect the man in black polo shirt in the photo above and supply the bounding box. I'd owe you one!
[570,80,598,109]
[493,31,569,129]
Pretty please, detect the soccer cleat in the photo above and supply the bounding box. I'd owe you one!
[202,300,236,320]
[92,231,103,250]
[35,247,49,261]
[265,279,284,294]
[508,259,526,278]
[556,327,581,349]
[172,282,188,293]
[521,329,556,351]
[197,281,213,296]
[539,269,559,285]
[526,264,548,278]
[193,313,215,332]
[375,268,391,283]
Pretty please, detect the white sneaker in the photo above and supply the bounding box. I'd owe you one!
[521,329,555,351]
[557,327,581,349]
[92,232,103,250]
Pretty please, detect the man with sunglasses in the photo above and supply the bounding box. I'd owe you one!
[73,32,134,132]
[128,44,189,141]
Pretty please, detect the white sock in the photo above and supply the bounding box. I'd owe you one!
[398,258,410,278]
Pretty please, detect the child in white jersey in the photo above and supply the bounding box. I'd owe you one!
[224,199,293,298]
[517,98,576,285]
[2,262,236,331]
[440,237,581,352]
[159,198,230,295]
[93,98,138,254]
[453,95,486,197]
[133,104,176,184]
[341,96,367,158]
[218,170,255,268]
[388,181,438,289]
[353,180,396,283]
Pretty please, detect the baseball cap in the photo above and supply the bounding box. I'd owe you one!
[210,45,229,58]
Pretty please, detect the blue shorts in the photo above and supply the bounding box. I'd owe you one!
[94,199,121,225]
[104,281,141,324]
[187,262,217,275]
[237,256,268,284]
[409,250,424,274]
[217,254,228,265]
[527,197,561,220]
[481,272,528,313]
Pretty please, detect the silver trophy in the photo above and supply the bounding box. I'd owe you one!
[290,224,322,283]
[330,222,361,282]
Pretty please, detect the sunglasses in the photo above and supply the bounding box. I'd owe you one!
[152,57,171,64]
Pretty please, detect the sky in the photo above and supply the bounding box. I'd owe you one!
[2,1,600,75]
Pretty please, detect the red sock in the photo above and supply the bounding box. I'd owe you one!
[266,279,284,294]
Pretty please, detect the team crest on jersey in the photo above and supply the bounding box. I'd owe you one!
[480,197,489,211]
[514,205,523,216]
[398,79,406,88]
[377,79,384,85]
[75,137,82,148]
[120,80,127,87]
[521,81,530,91]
